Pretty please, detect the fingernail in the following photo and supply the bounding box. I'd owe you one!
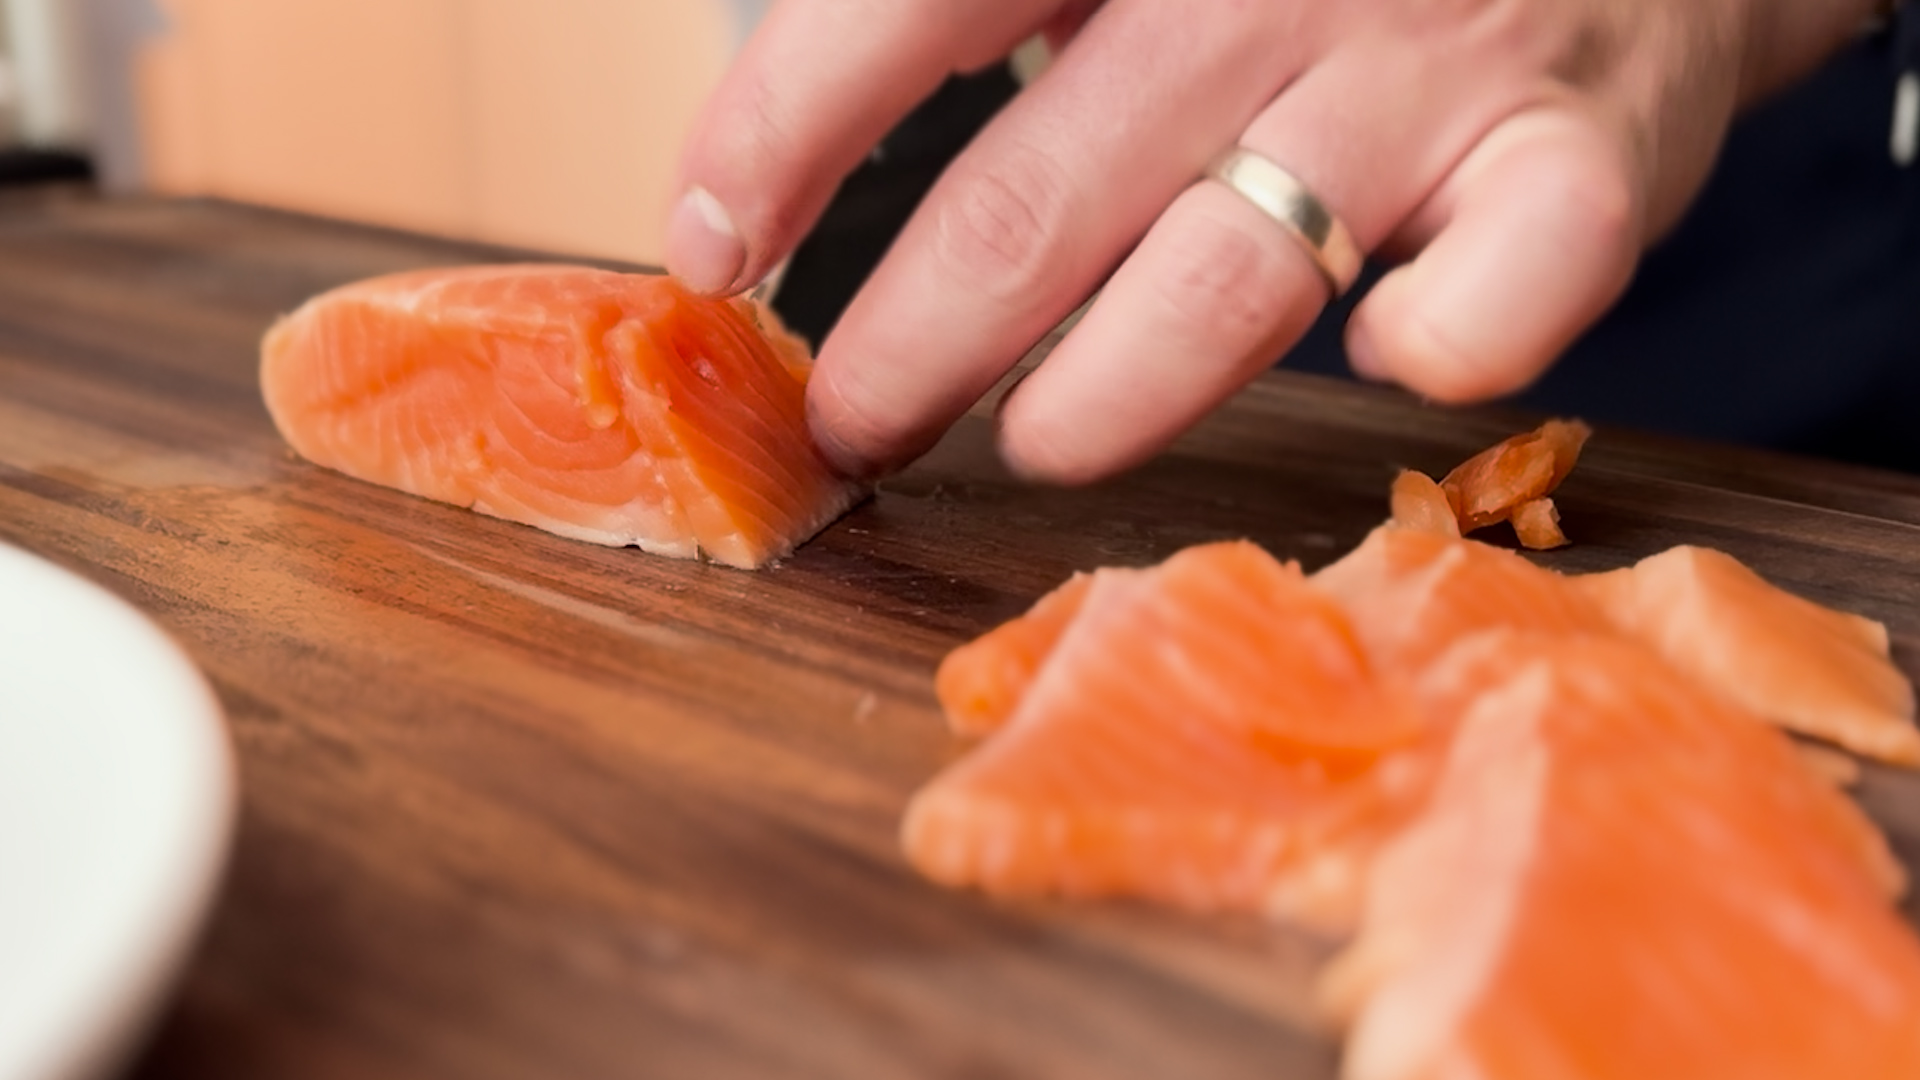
[1346,319,1390,382]
[666,186,746,295]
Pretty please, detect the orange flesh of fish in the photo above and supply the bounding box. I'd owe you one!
[1439,418,1590,532]
[1797,742,1864,788]
[1388,471,1460,539]
[1578,545,1920,765]
[1508,497,1566,549]
[903,541,1430,912]
[921,522,1918,924]
[1309,526,1615,673]
[1324,635,1919,1080]
[909,421,1920,1075]
[260,265,863,569]
[934,571,1098,738]
[1400,418,1590,546]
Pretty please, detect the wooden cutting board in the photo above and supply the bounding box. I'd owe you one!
[2,189,1916,1080]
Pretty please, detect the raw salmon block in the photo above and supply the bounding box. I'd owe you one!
[902,541,1430,914]
[261,265,863,569]
[1324,634,1919,1080]
[1579,546,1920,765]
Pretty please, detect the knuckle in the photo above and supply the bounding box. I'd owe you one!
[1151,206,1305,349]
[931,145,1073,301]
[715,77,801,206]
[1526,127,1642,253]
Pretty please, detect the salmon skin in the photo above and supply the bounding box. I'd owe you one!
[260,265,864,569]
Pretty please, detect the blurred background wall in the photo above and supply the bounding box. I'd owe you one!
[0,0,733,264]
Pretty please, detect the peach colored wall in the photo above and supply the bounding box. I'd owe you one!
[137,0,731,264]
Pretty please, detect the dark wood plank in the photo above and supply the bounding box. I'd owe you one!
[1,190,1915,1080]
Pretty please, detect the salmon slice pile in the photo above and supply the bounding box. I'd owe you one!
[907,422,1920,1076]
[260,265,863,569]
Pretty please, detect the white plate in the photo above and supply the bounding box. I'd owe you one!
[0,542,234,1080]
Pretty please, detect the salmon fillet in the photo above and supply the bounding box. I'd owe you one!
[260,265,863,569]
[1324,634,1918,1080]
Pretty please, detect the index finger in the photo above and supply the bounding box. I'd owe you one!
[666,0,1059,296]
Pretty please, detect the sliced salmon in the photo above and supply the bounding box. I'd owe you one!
[1256,743,1442,936]
[1579,546,1920,765]
[1310,526,1614,672]
[902,541,1429,913]
[260,265,863,569]
[1796,741,1864,788]
[1323,634,1919,1080]
[907,422,1920,1076]
[935,571,1101,738]
[1268,526,1617,931]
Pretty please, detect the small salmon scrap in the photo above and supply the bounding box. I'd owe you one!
[1388,471,1460,539]
[934,572,1100,738]
[1394,419,1591,549]
[260,265,863,569]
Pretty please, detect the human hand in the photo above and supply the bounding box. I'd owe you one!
[667,0,1878,483]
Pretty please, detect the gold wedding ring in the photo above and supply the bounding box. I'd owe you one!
[1204,147,1362,297]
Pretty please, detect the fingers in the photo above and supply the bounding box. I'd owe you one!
[996,182,1327,484]
[994,36,1521,483]
[667,0,1058,296]
[1345,107,1642,403]
[807,0,1313,476]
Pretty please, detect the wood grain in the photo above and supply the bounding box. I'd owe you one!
[2,189,1916,1080]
